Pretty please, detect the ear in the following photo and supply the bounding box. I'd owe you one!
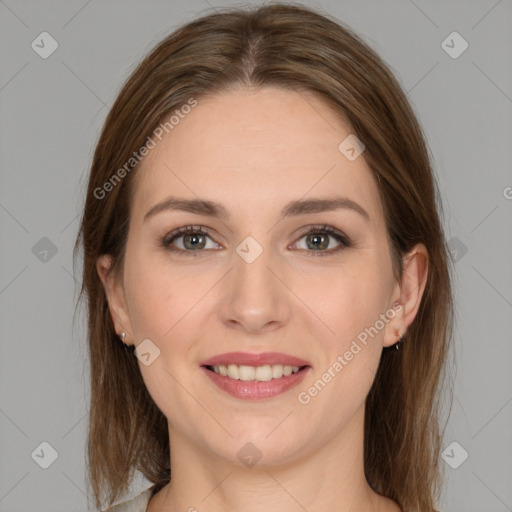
[383,243,429,348]
[96,254,134,346]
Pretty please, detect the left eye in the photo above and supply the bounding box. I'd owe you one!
[291,225,351,256]
[161,224,350,256]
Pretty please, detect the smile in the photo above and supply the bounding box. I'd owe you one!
[205,363,304,381]
[201,364,311,400]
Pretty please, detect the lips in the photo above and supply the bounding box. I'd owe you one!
[200,364,312,400]
[199,351,311,368]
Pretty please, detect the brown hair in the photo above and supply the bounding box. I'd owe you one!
[74,3,455,511]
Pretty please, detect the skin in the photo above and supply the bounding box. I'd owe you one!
[97,86,428,512]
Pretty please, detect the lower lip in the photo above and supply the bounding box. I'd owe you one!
[200,366,311,400]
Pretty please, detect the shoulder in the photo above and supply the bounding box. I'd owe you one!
[103,486,155,512]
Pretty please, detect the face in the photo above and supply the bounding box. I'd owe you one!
[98,86,423,467]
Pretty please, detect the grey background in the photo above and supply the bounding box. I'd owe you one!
[0,0,511,511]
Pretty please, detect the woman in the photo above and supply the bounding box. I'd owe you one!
[74,3,454,511]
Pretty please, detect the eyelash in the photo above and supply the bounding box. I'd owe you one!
[161,224,351,258]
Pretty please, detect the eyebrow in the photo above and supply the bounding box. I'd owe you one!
[143,195,370,223]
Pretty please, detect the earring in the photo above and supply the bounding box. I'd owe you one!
[119,332,128,347]
[393,328,402,351]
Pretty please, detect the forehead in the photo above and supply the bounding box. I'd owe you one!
[132,86,383,225]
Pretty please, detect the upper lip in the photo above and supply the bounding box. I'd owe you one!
[200,352,311,367]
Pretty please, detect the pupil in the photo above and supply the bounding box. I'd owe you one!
[309,233,327,250]
[185,234,205,249]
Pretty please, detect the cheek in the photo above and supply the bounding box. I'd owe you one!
[297,267,387,426]
[304,257,390,346]
[124,266,173,339]
[122,252,207,422]
[123,245,209,340]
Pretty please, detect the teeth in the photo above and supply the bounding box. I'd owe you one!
[211,364,301,381]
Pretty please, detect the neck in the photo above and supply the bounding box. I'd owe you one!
[149,404,395,512]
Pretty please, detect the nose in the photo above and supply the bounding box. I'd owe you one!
[219,239,291,334]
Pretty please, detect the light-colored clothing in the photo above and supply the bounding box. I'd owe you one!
[103,486,155,512]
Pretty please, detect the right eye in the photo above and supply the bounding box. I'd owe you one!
[161,225,222,255]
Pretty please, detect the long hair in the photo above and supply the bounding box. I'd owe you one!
[74,3,455,510]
